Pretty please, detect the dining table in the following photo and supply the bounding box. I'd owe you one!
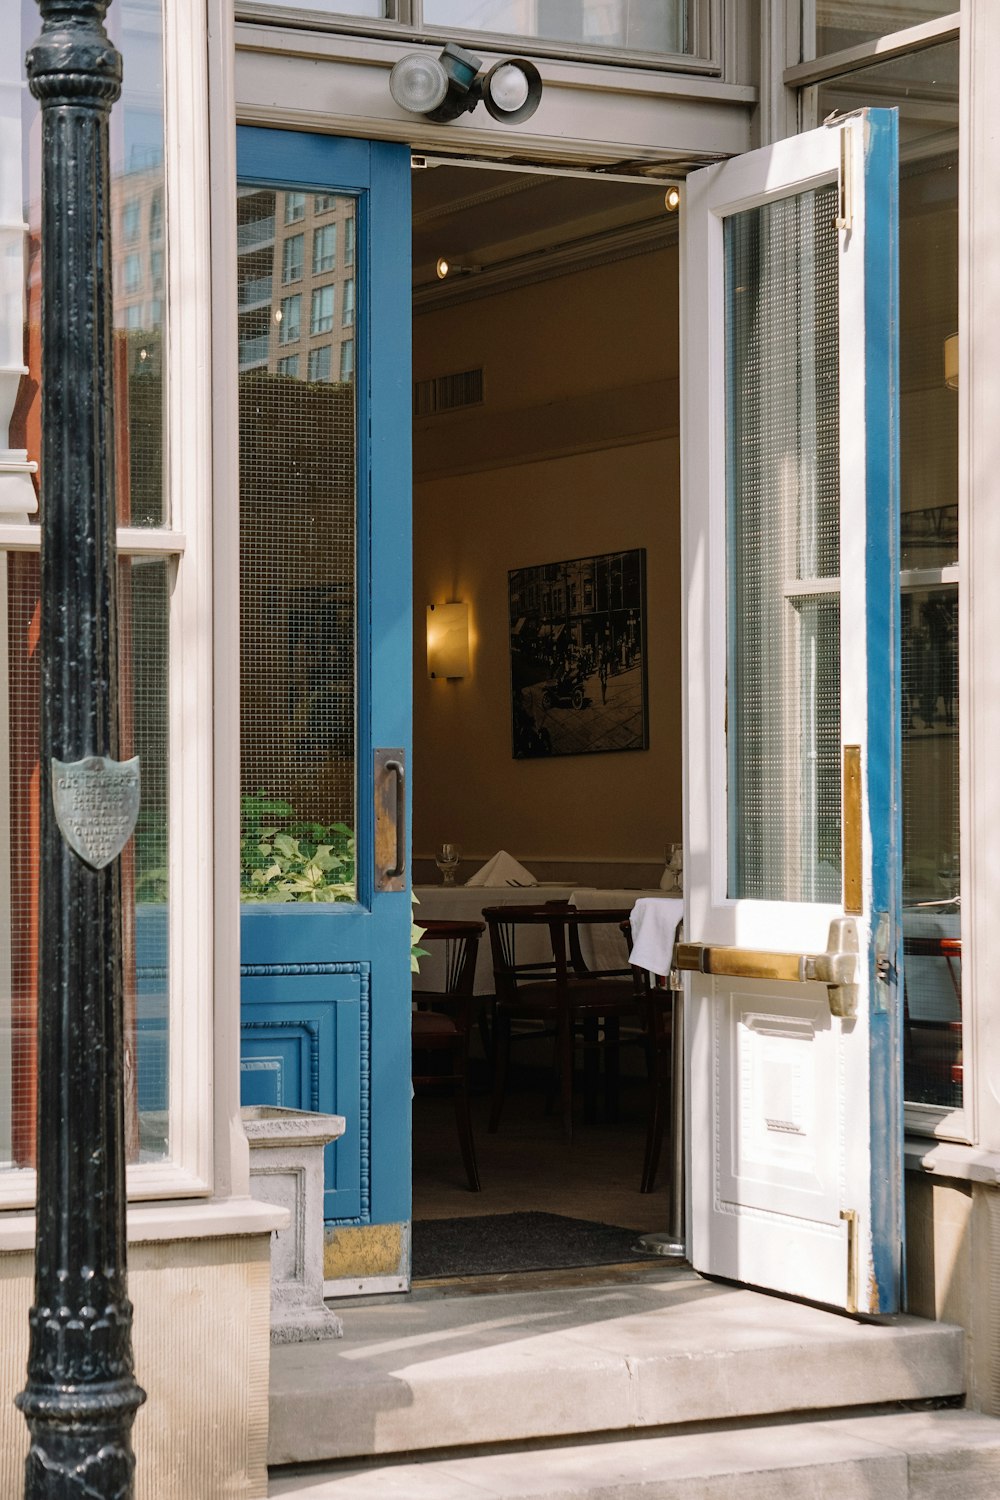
[412,885,682,994]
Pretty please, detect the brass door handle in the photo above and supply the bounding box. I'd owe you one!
[374,748,406,892]
[674,917,859,1018]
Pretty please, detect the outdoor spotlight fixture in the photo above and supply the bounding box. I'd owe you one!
[390,41,542,126]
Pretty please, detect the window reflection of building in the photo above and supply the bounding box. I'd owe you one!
[236,188,357,383]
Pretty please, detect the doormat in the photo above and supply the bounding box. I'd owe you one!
[411,1211,655,1280]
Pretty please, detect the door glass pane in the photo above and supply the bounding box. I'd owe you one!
[237,187,358,904]
[811,44,958,571]
[725,185,842,903]
[424,1,688,55]
[901,585,960,1108]
[804,2,956,62]
[809,42,960,1111]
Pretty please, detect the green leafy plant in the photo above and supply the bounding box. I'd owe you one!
[240,793,355,904]
[241,792,428,972]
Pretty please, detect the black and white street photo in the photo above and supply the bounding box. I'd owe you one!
[509,549,648,759]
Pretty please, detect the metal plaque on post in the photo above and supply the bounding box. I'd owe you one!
[52,756,140,869]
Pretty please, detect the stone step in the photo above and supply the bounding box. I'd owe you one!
[269,1409,1000,1499]
[269,1269,964,1466]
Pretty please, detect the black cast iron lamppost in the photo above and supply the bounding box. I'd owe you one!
[17,1,146,1494]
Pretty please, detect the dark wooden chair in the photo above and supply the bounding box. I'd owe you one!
[412,918,485,1192]
[483,904,648,1146]
[621,915,679,1194]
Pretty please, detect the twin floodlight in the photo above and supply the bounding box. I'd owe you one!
[389,41,542,126]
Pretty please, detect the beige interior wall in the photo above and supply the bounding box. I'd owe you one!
[0,1234,271,1499]
[412,246,681,872]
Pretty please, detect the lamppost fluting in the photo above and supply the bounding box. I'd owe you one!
[17,1,147,1494]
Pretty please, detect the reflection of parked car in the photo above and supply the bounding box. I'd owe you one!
[540,666,587,711]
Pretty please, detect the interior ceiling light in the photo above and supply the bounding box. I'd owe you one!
[390,41,542,126]
[436,257,481,280]
[664,186,681,212]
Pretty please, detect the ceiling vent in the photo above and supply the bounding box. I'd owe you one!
[414,366,484,417]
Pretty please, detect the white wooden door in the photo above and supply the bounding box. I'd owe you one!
[681,111,903,1315]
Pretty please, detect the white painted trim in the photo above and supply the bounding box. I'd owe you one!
[162,0,216,1198]
[209,0,252,1202]
[905,1135,1000,1186]
[0,525,185,554]
[0,1197,287,1254]
[960,0,1000,1156]
[784,12,961,89]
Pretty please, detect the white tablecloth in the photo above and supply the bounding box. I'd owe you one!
[413,885,680,994]
[413,885,579,995]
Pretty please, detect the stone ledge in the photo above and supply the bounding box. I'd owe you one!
[270,1269,965,1465]
[0,1195,288,1254]
[269,1408,1000,1499]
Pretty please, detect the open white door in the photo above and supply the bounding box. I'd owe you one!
[681,111,903,1315]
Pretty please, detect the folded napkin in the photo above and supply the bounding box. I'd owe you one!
[629,896,684,979]
[465,850,538,888]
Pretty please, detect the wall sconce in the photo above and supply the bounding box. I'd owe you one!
[390,42,542,126]
[427,602,470,680]
[944,333,958,391]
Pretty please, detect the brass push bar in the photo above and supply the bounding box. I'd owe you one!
[674,917,859,1019]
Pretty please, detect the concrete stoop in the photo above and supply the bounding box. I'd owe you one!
[267,1268,990,1497]
[269,1410,1000,1498]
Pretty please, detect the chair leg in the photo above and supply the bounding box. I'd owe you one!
[454,1075,481,1192]
[604,1014,620,1123]
[641,1041,669,1193]
[582,1014,599,1125]
[488,1013,511,1133]
[478,998,494,1068]
[558,1011,574,1140]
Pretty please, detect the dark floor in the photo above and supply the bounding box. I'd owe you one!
[411,1062,670,1235]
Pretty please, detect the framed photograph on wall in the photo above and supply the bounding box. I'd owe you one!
[509,548,648,759]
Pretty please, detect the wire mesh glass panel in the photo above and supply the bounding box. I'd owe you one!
[423,0,688,54]
[238,188,358,904]
[901,585,960,1107]
[0,552,170,1172]
[725,185,842,903]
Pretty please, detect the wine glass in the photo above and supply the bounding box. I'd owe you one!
[435,842,461,886]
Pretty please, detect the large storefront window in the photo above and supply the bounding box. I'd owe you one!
[242,1,692,59]
[807,40,961,1118]
[423,0,687,55]
[5,0,174,1177]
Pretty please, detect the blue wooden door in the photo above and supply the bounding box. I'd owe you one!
[236,130,412,1271]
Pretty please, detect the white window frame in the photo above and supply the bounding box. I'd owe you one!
[311,281,335,334]
[0,0,215,1208]
[233,0,723,75]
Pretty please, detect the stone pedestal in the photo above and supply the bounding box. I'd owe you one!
[242,1106,346,1343]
